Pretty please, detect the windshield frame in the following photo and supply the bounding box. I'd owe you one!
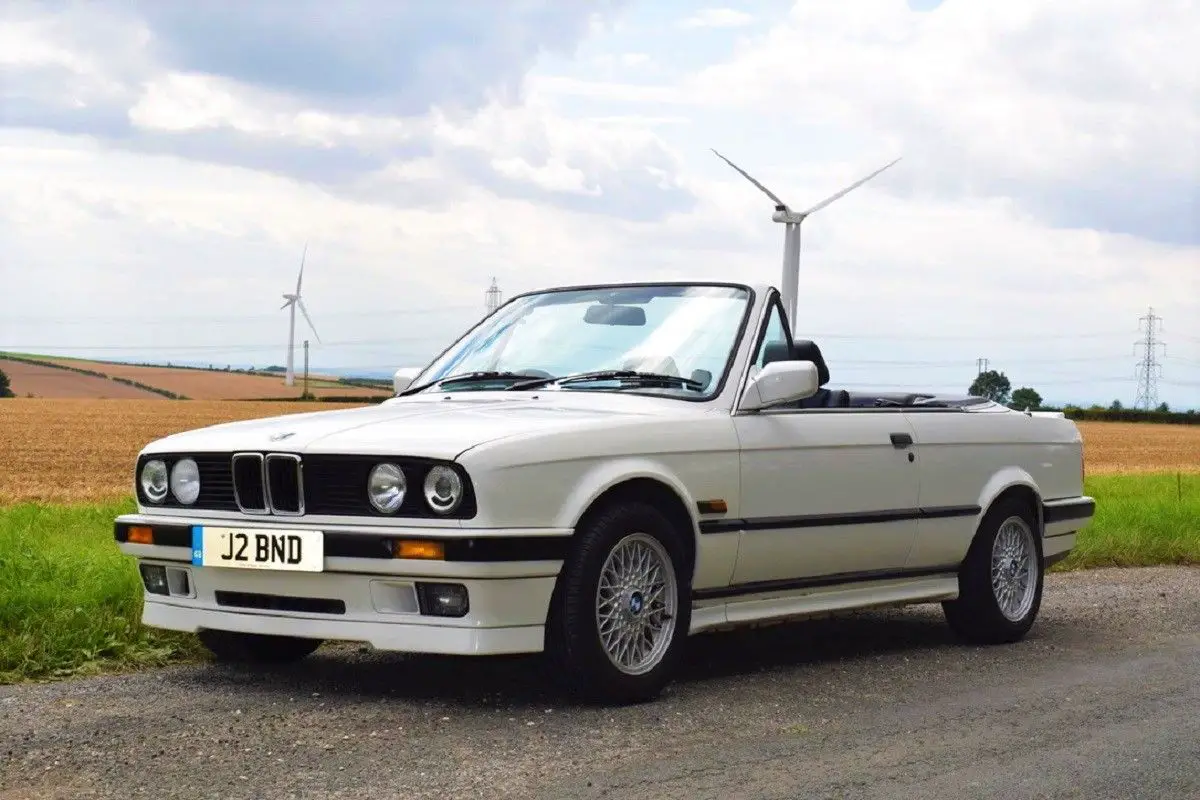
[405,281,758,404]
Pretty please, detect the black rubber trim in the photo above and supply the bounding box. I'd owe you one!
[113,521,570,562]
[693,565,958,601]
[697,505,981,535]
[1042,498,1096,524]
[1044,551,1071,569]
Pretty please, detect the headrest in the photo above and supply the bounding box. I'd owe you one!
[791,339,830,386]
[761,341,791,366]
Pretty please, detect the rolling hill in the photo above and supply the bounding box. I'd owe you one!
[0,354,392,401]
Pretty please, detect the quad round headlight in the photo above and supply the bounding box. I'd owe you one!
[368,463,407,513]
[423,465,463,514]
[140,459,169,503]
[170,457,201,505]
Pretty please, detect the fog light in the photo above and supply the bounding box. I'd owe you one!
[416,582,469,617]
[139,563,169,596]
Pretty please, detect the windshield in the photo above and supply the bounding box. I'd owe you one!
[410,283,752,399]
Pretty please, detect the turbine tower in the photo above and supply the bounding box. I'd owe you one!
[711,150,901,328]
[281,244,321,387]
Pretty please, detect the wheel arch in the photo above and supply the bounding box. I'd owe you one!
[571,475,699,583]
[976,468,1044,538]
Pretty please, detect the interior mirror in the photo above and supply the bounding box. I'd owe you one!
[393,367,421,394]
[584,303,646,326]
[740,360,820,411]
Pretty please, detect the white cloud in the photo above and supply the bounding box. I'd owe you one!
[1,0,1198,408]
[681,8,756,29]
[683,0,1199,242]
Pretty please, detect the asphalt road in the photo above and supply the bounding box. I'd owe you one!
[3,566,1198,800]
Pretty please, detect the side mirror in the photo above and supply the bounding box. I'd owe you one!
[740,360,820,411]
[393,367,421,394]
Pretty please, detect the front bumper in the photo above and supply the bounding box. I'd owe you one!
[116,514,569,656]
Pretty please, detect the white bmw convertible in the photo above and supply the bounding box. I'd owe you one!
[114,279,1094,703]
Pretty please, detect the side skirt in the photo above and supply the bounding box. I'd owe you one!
[688,568,960,635]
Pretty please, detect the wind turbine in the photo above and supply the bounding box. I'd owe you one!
[711,149,901,329]
[281,243,321,387]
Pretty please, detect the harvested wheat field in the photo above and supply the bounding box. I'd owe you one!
[0,402,1197,505]
[0,399,374,505]
[0,359,167,400]
[1075,420,1200,475]
[35,357,389,400]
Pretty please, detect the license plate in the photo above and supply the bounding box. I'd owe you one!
[191,526,324,572]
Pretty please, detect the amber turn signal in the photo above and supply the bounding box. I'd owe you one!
[127,526,155,545]
[392,539,445,560]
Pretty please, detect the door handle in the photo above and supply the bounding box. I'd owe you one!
[890,432,913,448]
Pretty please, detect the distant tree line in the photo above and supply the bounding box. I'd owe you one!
[0,355,188,399]
[967,368,1197,424]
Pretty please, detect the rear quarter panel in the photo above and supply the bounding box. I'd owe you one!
[900,407,1085,568]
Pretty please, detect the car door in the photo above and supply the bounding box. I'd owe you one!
[727,297,921,586]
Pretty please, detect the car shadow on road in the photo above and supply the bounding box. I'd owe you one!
[182,604,1032,709]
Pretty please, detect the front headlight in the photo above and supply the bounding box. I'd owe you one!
[423,465,463,514]
[170,458,201,505]
[140,459,169,503]
[368,463,407,513]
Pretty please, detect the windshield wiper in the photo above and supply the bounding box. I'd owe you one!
[399,371,536,396]
[508,370,705,392]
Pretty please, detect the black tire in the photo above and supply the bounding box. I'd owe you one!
[197,629,323,664]
[943,495,1044,644]
[545,500,691,705]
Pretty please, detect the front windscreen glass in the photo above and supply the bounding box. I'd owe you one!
[407,284,752,399]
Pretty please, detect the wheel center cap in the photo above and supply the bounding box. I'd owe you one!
[628,591,644,616]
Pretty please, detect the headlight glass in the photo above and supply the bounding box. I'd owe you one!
[140,459,169,503]
[170,458,201,505]
[423,465,463,514]
[368,463,407,513]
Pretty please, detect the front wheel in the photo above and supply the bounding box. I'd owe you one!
[943,496,1044,644]
[545,501,691,705]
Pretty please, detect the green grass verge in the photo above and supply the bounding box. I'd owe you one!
[0,499,205,684]
[1,473,1196,684]
[1052,472,1200,570]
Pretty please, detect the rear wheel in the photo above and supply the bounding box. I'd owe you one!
[943,496,1044,644]
[197,630,323,664]
[545,501,690,705]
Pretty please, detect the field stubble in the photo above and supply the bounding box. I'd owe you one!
[0,399,360,505]
[0,401,1198,505]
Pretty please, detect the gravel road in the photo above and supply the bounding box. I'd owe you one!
[3,566,1198,800]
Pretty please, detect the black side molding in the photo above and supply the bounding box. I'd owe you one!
[698,505,980,535]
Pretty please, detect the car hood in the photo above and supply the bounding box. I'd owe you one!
[142,393,694,460]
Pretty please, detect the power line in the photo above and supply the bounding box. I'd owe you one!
[1133,307,1166,410]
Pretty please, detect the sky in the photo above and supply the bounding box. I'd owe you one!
[1,0,1197,409]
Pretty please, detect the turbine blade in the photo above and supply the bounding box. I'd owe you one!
[710,149,790,209]
[296,241,308,295]
[799,157,902,217]
[280,298,292,310]
[297,298,321,342]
